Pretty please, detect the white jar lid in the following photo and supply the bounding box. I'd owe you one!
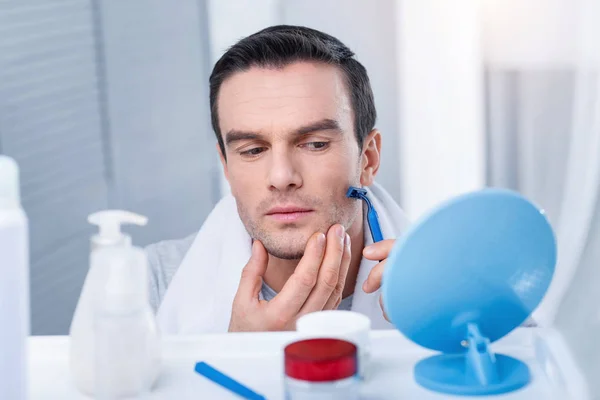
[297,310,370,334]
[296,310,371,352]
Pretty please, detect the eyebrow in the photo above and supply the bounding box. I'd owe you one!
[224,118,342,147]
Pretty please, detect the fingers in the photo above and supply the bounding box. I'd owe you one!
[235,240,269,301]
[299,225,347,314]
[268,232,326,322]
[361,239,395,294]
[362,259,385,293]
[323,232,351,310]
[363,239,395,261]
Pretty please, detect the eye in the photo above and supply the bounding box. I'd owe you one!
[302,142,329,151]
[240,147,266,157]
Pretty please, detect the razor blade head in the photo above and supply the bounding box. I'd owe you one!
[346,186,367,199]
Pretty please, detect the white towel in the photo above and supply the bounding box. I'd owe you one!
[156,183,411,334]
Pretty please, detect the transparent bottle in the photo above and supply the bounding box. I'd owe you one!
[69,210,160,397]
[92,243,161,399]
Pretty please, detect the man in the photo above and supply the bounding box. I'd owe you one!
[147,25,410,334]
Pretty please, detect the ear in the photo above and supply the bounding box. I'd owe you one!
[217,142,229,182]
[360,129,381,186]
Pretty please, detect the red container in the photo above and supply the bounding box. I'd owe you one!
[284,338,359,399]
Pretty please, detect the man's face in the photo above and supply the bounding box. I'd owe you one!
[218,62,365,259]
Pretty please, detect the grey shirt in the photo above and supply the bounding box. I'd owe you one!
[260,281,354,310]
[145,233,196,312]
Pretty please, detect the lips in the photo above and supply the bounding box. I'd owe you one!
[266,205,314,222]
[266,206,313,215]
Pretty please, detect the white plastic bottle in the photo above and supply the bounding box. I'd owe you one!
[0,155,29,400]
[69,211,161,397]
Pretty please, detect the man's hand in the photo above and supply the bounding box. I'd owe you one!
[228,224,351,332]
[362,239,396,322]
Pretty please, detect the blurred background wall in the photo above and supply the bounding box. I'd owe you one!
[0,0,598,336]
[0,0,219,334]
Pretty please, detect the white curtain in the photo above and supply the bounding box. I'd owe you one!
[483,0,600,326]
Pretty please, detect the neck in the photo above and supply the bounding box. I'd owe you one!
[263,211,365,299]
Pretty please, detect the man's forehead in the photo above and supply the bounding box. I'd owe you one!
[217,62,353,135]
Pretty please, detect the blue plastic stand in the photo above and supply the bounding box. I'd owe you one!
[414,324,530,395]
[382,189,557,396]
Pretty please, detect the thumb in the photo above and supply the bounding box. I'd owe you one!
[236,240,269,300]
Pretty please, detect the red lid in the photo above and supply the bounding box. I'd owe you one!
[284,338,358,382]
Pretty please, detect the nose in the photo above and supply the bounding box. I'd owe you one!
[267,148,303,192]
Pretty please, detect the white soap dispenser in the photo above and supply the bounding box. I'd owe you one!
[0,156,29,400]
[69,210,161,398]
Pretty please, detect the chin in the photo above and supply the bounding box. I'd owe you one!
[262,230,309,260]
[268,248,305,260]
[264,240,305,259]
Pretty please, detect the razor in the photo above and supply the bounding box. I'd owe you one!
[346,186,384,243]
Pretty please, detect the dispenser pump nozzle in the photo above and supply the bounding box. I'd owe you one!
[88,210,148,250]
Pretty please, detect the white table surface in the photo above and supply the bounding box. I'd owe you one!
[28,328,558,399]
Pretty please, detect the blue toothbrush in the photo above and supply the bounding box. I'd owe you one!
[194,362,266,400]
